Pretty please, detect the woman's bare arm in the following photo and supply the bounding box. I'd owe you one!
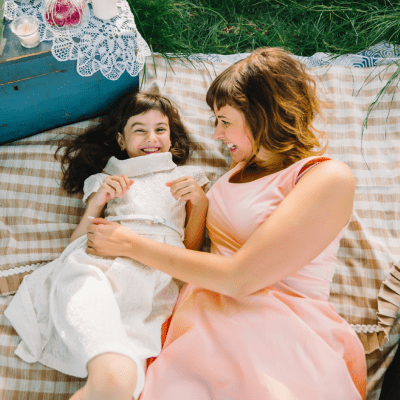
[87,160,355,297]
[183,184,208,250]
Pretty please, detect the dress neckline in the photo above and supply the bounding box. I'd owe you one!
[227,162,285,184]
[103,153,177,178]
[227,156,324,185]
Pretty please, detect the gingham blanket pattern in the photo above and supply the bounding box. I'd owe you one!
[1,54,399,399]
[0,126,93,294]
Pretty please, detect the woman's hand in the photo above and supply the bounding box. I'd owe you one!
[93,175,134,207]
[166,176,207,207]
[86,218,136,258]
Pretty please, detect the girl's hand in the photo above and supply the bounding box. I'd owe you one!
[86,218,135,258]
[93,175,134,207]
[166,176,207,207]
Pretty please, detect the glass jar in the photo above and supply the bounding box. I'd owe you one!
[42,0,89,33]
[10,15,41,48]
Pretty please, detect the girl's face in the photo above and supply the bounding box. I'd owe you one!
[213,104,254,163]
[118,110,172,158]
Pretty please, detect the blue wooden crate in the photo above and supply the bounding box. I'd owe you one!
[0,21,139,145]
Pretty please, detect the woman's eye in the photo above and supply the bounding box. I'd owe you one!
[221,120,229,126]
[134,130,145,134]
[156,128,166,133]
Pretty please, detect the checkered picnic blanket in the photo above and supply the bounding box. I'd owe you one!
[1,48,400,399]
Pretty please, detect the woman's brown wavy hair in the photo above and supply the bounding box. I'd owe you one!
[206,47,327,169]
[56,92,193,194]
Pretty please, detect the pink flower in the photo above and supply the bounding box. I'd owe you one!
[45,0,85,27]
[68,11,81,25]
[45,12,56,26]
[54,17,66,26]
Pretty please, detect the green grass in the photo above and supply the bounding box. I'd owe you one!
[128,0,400,120]
[127,0,400,57]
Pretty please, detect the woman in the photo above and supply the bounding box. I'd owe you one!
[87,47,367,399]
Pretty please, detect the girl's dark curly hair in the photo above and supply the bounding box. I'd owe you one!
[56,92,193,194]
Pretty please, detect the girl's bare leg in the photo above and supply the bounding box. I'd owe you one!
[69,353,137,400]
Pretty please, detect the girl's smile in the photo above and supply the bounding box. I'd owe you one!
[118,110,172,158]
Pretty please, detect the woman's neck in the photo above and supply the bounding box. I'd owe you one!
[253,148,287,169]
[229,150,289,184]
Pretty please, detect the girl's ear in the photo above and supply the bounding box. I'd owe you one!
[116,133,125,151]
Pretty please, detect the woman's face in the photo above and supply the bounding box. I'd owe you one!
[118,110,172,158]
[213,104,254,163]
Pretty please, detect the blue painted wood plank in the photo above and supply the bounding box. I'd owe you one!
[0,22,139,144]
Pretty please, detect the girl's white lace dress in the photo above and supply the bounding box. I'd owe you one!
[5,152,208,399]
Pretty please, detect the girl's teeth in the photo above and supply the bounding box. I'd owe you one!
[227,144,237,150]
[143,148,159,153]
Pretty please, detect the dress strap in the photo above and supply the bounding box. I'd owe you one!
[106,215,184,239]
[294,157,331,185]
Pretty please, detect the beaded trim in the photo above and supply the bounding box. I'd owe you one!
[351,324,383,333]
[0,262,46,277]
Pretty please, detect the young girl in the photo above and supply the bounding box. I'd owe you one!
[85,48,367,399]
[5,92,209,400]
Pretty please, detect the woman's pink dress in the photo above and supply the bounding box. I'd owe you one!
[140,156,367,400]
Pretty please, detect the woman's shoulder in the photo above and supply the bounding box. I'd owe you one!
[271,156,354,200]
[287,156,352,187]
[292,158,355,208]
[295,158,354,186]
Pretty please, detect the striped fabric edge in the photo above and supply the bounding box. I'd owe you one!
[373,262,400,352]
[365,317,400,399]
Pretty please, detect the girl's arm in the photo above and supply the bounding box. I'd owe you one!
[70,193,104,242]
[70,175,134,243]
[87,160,355,297]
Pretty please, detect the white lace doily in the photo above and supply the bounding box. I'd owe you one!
[4,0,151,80]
